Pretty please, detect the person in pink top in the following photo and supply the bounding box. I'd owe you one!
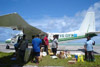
[43,34,49,55]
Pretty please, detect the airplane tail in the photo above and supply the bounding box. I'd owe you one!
[79,12,95,33]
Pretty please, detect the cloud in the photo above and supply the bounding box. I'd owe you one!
[0,28,11,41]
[27,1,100,33]
[27,16,82,33]
[0,27,21,41]
[87,1,100,31]
[27,15,84,33]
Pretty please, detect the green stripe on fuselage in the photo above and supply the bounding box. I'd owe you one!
[49,35,85,42]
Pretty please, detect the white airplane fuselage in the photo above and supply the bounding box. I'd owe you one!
[47,12,96,40]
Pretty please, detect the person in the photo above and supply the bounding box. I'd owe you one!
[84,44,87,61]
[85,36,95,62]
[14,36,21,54]
[43,34,49,55]
[52,35,58,55]
[32,35,42,64]
[31,35,35,62]
[18,34,28,62]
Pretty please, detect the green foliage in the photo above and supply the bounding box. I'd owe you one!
[49,40,53,43]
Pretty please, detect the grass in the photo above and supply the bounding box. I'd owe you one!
[0,52,100,67]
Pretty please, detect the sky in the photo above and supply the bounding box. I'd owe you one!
[0,0,100,41]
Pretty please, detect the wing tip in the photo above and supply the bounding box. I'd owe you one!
[0,12,18,16]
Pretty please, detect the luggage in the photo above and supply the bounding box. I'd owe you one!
[68,60,76,64]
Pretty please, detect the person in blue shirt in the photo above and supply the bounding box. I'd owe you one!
[32,35,42,64]
[84,36,95,62]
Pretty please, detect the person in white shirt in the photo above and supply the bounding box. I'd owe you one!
[52,35,58,55]
[84,36,95,62]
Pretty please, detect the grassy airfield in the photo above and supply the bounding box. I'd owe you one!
[0,52,100,67]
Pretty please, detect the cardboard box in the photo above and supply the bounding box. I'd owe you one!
[72,58,77,61]
[68,60,76,64]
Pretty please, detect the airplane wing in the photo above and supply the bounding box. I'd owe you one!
[0,13,46,40]
[85,31,100,37]
[86,31,100,34]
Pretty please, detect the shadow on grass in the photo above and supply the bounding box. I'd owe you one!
[58,48,100,55]
[0,52,32,67]
[78,49,100,54]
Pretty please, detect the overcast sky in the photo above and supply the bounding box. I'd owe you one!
[0,0,100,41]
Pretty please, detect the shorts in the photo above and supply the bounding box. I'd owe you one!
[33,52,40,56]
[52,48,57,53]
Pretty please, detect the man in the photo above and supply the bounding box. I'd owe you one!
[19,34,28,62]
[52,35,58,56]
[32,35,42,64]
[84,44,87,60]
[14,36,21,56]
[43,34,49,55]
[84,36,95,62]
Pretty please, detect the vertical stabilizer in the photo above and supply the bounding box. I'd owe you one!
[79,12,95,33]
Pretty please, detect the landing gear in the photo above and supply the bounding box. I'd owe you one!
[6,44,10,49]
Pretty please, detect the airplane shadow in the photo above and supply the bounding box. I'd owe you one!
[0,51,33,67]
[58,49,100,55]
[9,48,15,50]
[78,49,100,54]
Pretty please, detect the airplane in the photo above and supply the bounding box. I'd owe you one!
[5,30,23,45]
[0,12,100,47]
[47,12,100,42]
[0,13,45,48]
